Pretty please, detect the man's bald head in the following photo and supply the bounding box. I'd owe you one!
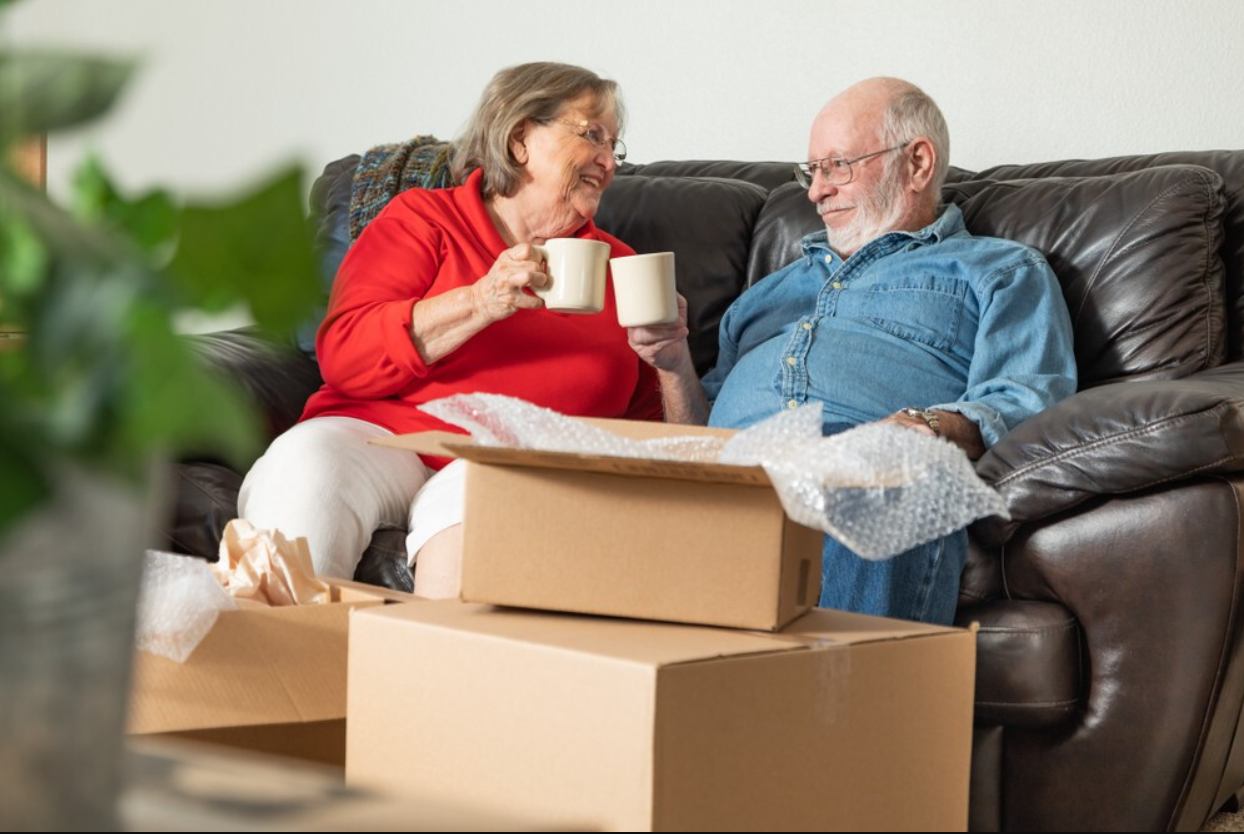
[803,77,950,255]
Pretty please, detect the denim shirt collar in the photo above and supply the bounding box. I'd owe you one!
[799,203,966,258]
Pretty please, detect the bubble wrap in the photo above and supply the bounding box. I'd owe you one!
[420,394,1008,560]
[135,550,236,662]
[421,392,726,462]
[722,406,1008,558]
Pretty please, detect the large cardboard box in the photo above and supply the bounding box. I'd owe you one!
[128,580,400,767]
[346,601,976,831]
[376,418,823,631]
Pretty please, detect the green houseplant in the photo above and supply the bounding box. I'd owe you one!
[0,4,322,827]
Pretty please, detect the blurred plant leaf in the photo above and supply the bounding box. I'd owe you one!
[72,156,178,261]
[114,301,261,472]
[0,169,127,278]
[0,47,319,542]
[170,165,320,335]
[0,49,135,145]
[0,203,47,306]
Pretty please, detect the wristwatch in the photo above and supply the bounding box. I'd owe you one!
[899,407,942,436]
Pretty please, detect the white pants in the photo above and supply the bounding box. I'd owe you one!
[238,416,466,579]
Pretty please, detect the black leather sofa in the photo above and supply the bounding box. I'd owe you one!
[170,148,1244,831]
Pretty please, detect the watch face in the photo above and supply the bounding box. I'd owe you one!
[901,408,939,433]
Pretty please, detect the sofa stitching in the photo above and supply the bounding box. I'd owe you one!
[1122,452,1244,492]
[1196,171,1220,370]
[977,621,1077,635]
[992,401,1234,487]
[1072,175,1196,327]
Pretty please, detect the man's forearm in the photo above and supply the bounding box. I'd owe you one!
[656,356,709,425]
[930,410,986,460]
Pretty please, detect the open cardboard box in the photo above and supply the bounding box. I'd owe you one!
[347,600,977,831]
[375,417,824,631]
[127,578,412,767]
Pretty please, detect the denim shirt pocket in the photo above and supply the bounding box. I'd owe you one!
[841,274,968,352]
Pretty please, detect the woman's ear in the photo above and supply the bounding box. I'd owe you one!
[510,123,529,165]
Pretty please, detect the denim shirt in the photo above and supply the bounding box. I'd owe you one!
[704,204,1077,447]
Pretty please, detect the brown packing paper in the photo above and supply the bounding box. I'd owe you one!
[213,519,330,605]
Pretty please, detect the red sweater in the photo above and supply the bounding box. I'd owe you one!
[302,168,663,467]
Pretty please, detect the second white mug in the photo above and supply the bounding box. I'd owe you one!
[610,251,678,327]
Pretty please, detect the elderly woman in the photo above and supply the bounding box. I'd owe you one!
[239,62,664,593]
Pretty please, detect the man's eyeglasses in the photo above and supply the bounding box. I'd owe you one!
[793,141,911,188]
[541,117,628,164]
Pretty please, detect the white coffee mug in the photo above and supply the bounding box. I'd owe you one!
[609,251,678,327]
[533,238,610,314]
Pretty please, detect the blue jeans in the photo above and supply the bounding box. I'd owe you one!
[818,528,967,625]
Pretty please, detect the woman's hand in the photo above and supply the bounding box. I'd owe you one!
[471,243,549,324]
[627,293,691,371]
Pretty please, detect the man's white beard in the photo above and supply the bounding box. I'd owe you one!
[824,161,907,257]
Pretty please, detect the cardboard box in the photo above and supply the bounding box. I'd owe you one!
[346,601,976,831]
[127,580,402,767]
[376,418,823,631]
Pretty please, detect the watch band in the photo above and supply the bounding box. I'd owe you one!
[900,407,942,436]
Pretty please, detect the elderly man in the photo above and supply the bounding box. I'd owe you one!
[630,77,1077,624]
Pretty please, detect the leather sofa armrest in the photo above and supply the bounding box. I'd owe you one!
[972,362,1244,545]
[186,328,324,447]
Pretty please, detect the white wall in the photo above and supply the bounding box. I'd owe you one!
[8,0,1244,198]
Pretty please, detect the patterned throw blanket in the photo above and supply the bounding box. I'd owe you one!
[348,134,455,241]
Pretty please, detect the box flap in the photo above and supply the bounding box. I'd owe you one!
[781,606,966,646]
[356,601,806,667]
[324,577,417,604]
[129,599,375,734]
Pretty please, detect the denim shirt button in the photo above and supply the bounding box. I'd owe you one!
[787,399,799,409]
[785,356,797,366]
[801,321,813,330]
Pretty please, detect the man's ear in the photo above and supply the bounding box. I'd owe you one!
[510,123,529,165]
[907,136,937,192]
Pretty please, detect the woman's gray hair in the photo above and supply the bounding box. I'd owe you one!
[880,84,950,195]
[451,62,624,198]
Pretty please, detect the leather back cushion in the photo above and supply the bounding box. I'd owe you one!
[946,165,1226,387]
[749,165,1228,387]
[973,151,1244,361]
[619,160,795,192]
[595,175,768,376]
[746,182,822,287]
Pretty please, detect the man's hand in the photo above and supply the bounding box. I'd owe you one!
[883,409,986,460]
[626,294,708,424]
[627,294,691,371]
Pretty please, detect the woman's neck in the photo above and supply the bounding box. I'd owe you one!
[485,193,530,246]
[486,190,583,246]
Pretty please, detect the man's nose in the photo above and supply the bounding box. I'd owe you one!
[807,175,837,204]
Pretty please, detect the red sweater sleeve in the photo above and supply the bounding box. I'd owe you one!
[623,359,665,421]
[316,210,441,398]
